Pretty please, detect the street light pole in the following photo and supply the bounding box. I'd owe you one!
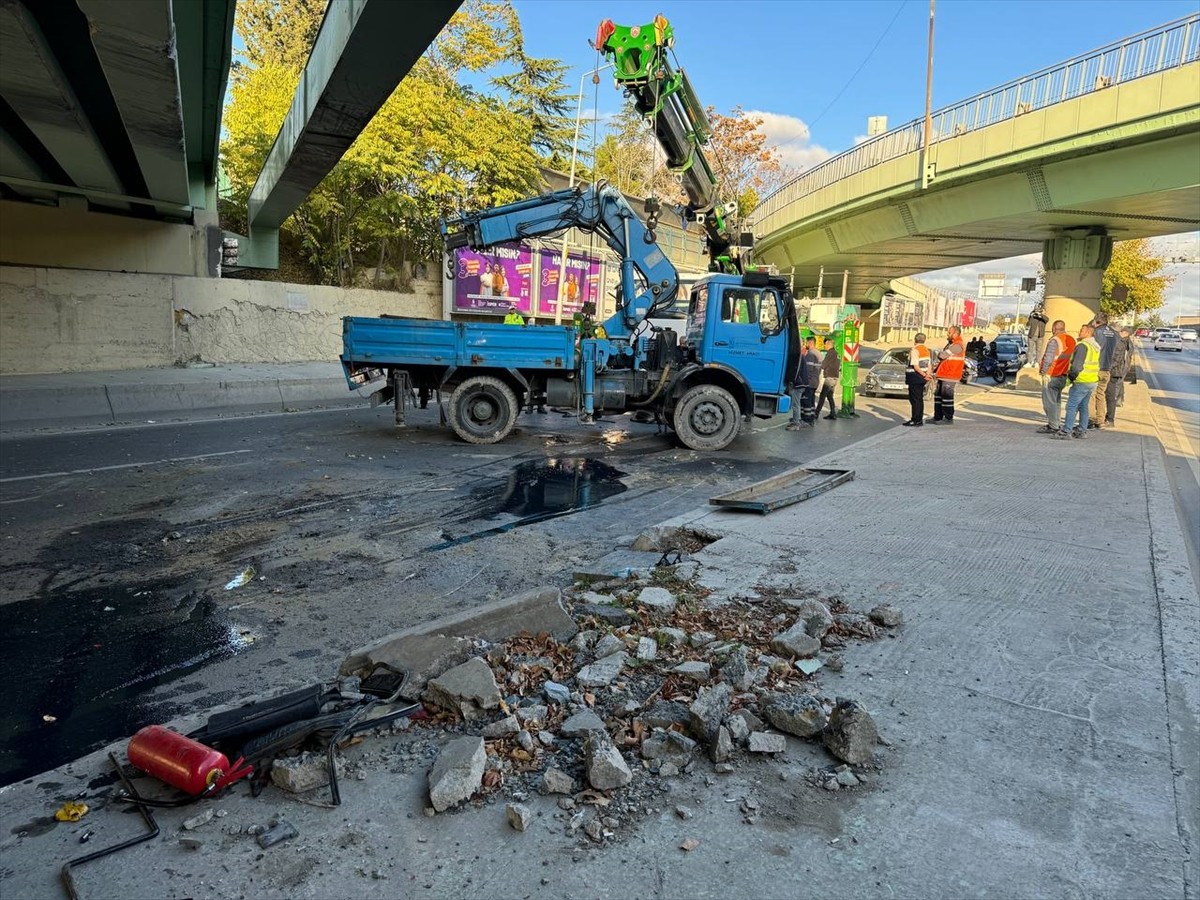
[921,0,935,188]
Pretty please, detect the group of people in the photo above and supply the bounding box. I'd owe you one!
[1036,312,1133,439]
[964,336,993,358]
[786,337,842,430]
[902,326,966,426]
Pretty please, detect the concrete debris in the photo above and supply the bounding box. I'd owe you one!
[558,797,576,810]
[579,604,632,626]
[714,762,735,774]
[584,819,604,842]
[688,683,731,744]
[271,752,343,794]
[576,652,628,688]
[636,636,658,661]
[537,731,556,747]
[481,715,520,738]
[593,633,626,658]
[506,803,532,832]
[823,698,879,764]
[658,762,680,777]
[671,661,711,683]
[761,693,828,738]
[729,709,764,734]
[569,630,598,652]
[689,631,716,648]
[541,768,577,795]
[719,646,754,692]
[423,657,502,720]
[724,713,750,745]
[635,586,677,616]
[675,805,694,820]
[256,820,298,849]
[869,604,904,627]
[516,705,548,726]
[540,681,570,704]
[656,627,687,647]
[516,730,536,752]
[680,838,701,852]
[560,709,607,737]
[640,729,697,762]
[795,658,824,675]
[836,770,860,787]
[181,809,213,831]
[710,725,733,763]
[584,733,633,790]
[770,623,821,659]
[642,700,691,730]
[748,732,787,754]
[834,613,879,639]
[579,592,619,606]
[781,598,835,638]
[428,736,486,812]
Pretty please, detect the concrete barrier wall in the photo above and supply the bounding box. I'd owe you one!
[0,265,442,374]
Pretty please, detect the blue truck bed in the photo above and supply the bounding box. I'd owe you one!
[341,317,578,386]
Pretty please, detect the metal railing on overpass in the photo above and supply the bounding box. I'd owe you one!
[752,14,1200,231]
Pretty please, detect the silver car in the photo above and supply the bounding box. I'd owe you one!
[861,347,977,397]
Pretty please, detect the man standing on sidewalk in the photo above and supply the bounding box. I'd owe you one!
[786,337,821,431]
[904,332,933,427]
[928,326,966,425]
[1055,323,1101,439]
[1027,302,1049,370]
[1036,319,1074,434]
[1090,313,1119,429]
[818,339,840,420]
[1104,327,1134,427]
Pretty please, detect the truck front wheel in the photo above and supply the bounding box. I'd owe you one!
[448,376,519,444]
[673,384,740,451]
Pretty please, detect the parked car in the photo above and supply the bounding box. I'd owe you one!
[1154,331,1184,352]
[990,338,1027,369]
[1180,329,1198,342]
[1135,327,1152,337]
[861,348,977,397]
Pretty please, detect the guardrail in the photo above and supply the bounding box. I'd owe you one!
[752,14,1200,232]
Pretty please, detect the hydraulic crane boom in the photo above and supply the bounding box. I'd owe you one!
[595,15,741,272]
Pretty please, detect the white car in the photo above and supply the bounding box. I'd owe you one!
[1154,332,1184,352]
[1180,329,1198,342]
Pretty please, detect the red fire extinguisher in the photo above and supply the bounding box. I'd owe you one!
[127,726,252,795]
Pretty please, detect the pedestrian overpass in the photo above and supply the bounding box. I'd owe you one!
[750,15,1200,328]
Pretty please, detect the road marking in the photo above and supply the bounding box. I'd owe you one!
[0,449,253,484]
[1139,348,1199,484]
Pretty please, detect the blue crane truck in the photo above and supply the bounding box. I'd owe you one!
[340,16,798,452]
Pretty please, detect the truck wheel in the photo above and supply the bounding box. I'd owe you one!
[448,376,519,444]
[673,384,740,451]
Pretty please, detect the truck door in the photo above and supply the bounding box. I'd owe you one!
[704,284,788,393]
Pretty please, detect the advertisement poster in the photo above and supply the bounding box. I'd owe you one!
[961,299,976,328]
[537,250,602,317]
[452,244,534,314]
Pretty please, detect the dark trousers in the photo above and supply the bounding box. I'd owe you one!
[818,383,837,415]
[1104,374,1124,423]
[907,379,925,423]
[933,379,956,420]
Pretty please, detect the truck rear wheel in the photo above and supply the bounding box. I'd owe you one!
[674,384,740,451]
[448,376,519,444]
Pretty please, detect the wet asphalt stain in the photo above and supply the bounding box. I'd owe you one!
[426,458,628,550]
[0,578,260,787]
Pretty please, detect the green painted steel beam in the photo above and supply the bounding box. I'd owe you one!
[173,0,235,209]
[246,0,461,233]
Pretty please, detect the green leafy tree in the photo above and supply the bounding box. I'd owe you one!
[491,53,575,157]
[1101,238,1173,319]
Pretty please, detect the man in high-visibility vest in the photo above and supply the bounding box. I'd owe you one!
[1054,323,1101,439]
[903,332,934,426]
[1036,319,1074,434]
[928,325,965,425]
[503,305,525,325]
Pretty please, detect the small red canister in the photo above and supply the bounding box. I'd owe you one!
[127,725,231,795]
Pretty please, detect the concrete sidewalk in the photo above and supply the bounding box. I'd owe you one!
[0,362,367,432]
[0,381,1194,899]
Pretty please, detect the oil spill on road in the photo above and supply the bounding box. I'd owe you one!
[0,580,260,788]
[427,457,627,550]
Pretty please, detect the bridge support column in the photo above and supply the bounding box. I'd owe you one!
[1041,230,1113,330]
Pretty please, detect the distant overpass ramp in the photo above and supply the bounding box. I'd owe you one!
[751,16,1200,305]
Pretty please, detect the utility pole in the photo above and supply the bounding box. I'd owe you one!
[921,0,935,189]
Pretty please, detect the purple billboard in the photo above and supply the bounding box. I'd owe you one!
[452,244,534,314]
[536,249,602,317]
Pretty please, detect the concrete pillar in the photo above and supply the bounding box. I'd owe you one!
[1041,230,1112,331]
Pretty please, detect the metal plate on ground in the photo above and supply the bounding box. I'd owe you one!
[709,466,855,514]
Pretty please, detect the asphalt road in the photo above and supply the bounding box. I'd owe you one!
[1137,337,1200,577]
[0,369,939,785]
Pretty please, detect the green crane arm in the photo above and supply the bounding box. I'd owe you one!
[595,14,741,273]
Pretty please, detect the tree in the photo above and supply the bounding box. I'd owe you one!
[1101,239,1173,319]
[704,107,788,219]
[490,53,575,158]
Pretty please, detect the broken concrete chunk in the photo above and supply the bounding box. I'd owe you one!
[823,698,879,764]
[428,736,486,812]
[748,732,787,754]
[256,820,298,849]
[423,657,502,720]
[516,730,536,752]
[579,604,632,626]
[641,729,697,762]
[688,682,732,744]
[836,770,860,787]
[636,637,658,661]
[869,604,904,627]
[718,646,754,692]
[642,700,691,730]
[181,809,213,831]
[761,693,828,738]
[834,613,879,638]
[541,768,577,795]
[543,681,571,705]
[635,586,676,615]
[781,598,835,638]
[656,627,687,647]
[515,705,549,726]
[270,752,343,794]
[576,652,628,688]
[725,713,749,745]
[689,631,716,648]
[593,634,625,658]
[770,624,821,659]
[560,710,607,738]
[481,716,520,739]
[730,709,764,734]
[671,661,711,683]
[569,630,598,652]
[795,658,824,675]
[584,733,633,790]
[710,725,733,763]
[506,803,532,832]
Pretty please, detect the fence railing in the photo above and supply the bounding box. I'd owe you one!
[752,14,1200,233]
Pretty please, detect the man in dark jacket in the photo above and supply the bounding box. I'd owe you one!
[817,340,840,419]
[787,336,821,431]
[1104,326,1134,425]
[1027,303,1048,369]
[1090,313,1119,428]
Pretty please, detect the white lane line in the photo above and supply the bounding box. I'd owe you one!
[0,449,254,484]
[1140,349,1200,483]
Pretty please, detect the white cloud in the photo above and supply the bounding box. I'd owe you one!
[743,109,833,172]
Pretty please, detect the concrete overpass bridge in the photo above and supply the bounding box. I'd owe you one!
[751,15,1200,329]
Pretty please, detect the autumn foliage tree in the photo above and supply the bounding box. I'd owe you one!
[1101,238,1173,320]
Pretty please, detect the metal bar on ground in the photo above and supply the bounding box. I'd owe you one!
[709,466,855,514]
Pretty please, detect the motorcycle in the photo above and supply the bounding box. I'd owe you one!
[975,354,1008,384]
